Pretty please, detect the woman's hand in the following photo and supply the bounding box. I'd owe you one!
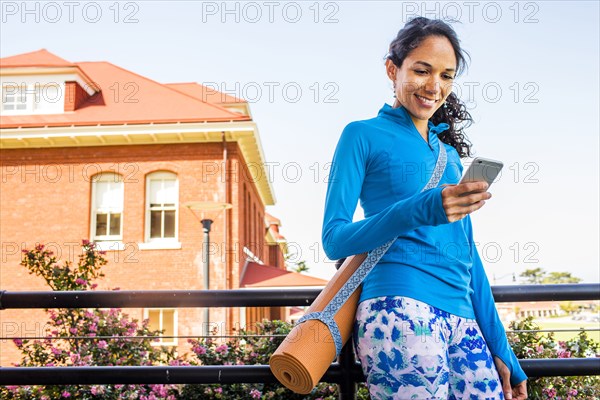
[494,356,528,399]
[441,181,492,222]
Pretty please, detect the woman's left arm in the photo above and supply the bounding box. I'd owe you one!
[464,215,528,396]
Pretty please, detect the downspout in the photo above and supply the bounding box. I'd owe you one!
[222,132,231,331]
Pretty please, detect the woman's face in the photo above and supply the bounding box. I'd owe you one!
[386,35,457,127]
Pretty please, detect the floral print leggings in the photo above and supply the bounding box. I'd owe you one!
[353,296,505,400]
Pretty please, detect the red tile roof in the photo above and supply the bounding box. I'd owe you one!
[239,261,328,288]
[265,212,281,226]
[0,49,74,68]
[0,50,250,129]
[166,82,245,104]
[265,212,285,241]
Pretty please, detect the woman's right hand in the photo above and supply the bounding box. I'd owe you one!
[441,181,492,222]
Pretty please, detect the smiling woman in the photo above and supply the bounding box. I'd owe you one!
[321,17,528,400]
[387,36,457,136]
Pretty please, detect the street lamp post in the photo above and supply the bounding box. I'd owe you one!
[183,201,232,335]
[201,218,213,329]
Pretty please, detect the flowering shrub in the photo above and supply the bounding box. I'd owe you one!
[507,316,600,399]
[5,242,598,399]
[182,319,370,399]
[0,242,181,399]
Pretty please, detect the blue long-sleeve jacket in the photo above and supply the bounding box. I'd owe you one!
[322,103,527,385]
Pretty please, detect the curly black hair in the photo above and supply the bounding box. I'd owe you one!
[387,17,474,158]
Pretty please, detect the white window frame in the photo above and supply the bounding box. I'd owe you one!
[1,80,65,115]
[90,172,124,244]
[2,84,32,114]
[140,171,180,249]
[144,308,178,346]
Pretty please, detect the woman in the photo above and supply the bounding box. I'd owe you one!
[322,17,528,399]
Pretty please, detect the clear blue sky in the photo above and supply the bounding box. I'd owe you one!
[2,1,598,283]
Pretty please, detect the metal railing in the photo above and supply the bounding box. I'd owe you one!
[1,283,599,399]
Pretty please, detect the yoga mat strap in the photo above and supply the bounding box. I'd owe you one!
[297,237,396,356]
[296,144,447,357]
[296,311,342,358]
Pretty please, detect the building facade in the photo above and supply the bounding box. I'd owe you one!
[0,50,302,365]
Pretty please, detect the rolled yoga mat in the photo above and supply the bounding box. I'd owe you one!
[269,252,367,394]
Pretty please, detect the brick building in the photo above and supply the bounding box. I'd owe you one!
[0,50,326,365]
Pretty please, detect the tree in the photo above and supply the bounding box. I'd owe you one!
[290,260,310,273]
[1,241,181,400]
[520,268,582,285]
[559,301,581,314]
[520,267,546,284]
[542,272,582,284]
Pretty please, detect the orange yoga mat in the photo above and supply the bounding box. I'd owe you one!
[269,252,367,394]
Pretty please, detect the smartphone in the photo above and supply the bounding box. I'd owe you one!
[458,157,503,196]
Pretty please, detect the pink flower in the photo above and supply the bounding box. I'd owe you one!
[215,387,223,394]
[97,340,108,349]
[13,338,23,347]
[151,385,169,397]
[250,388,261,399]
[543,387,557,398]
[536,345,544,353]
[215,344,228,353]
[193,345,207,355]
[61,391,71,397]
[75,278,87,285]
[557,349,572,358]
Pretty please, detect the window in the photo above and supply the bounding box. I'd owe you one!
[2,84,28,112]
[146,308,177,346]
[2,82,63,115]
[90,173,124,242]
[146,171,178,242]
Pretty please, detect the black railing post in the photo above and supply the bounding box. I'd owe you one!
[337,340,357,400]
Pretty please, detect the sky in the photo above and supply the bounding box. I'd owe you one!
[2,1,598,283]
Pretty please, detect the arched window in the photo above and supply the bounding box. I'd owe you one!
[146,171,178,242]
[90,172,124,241]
